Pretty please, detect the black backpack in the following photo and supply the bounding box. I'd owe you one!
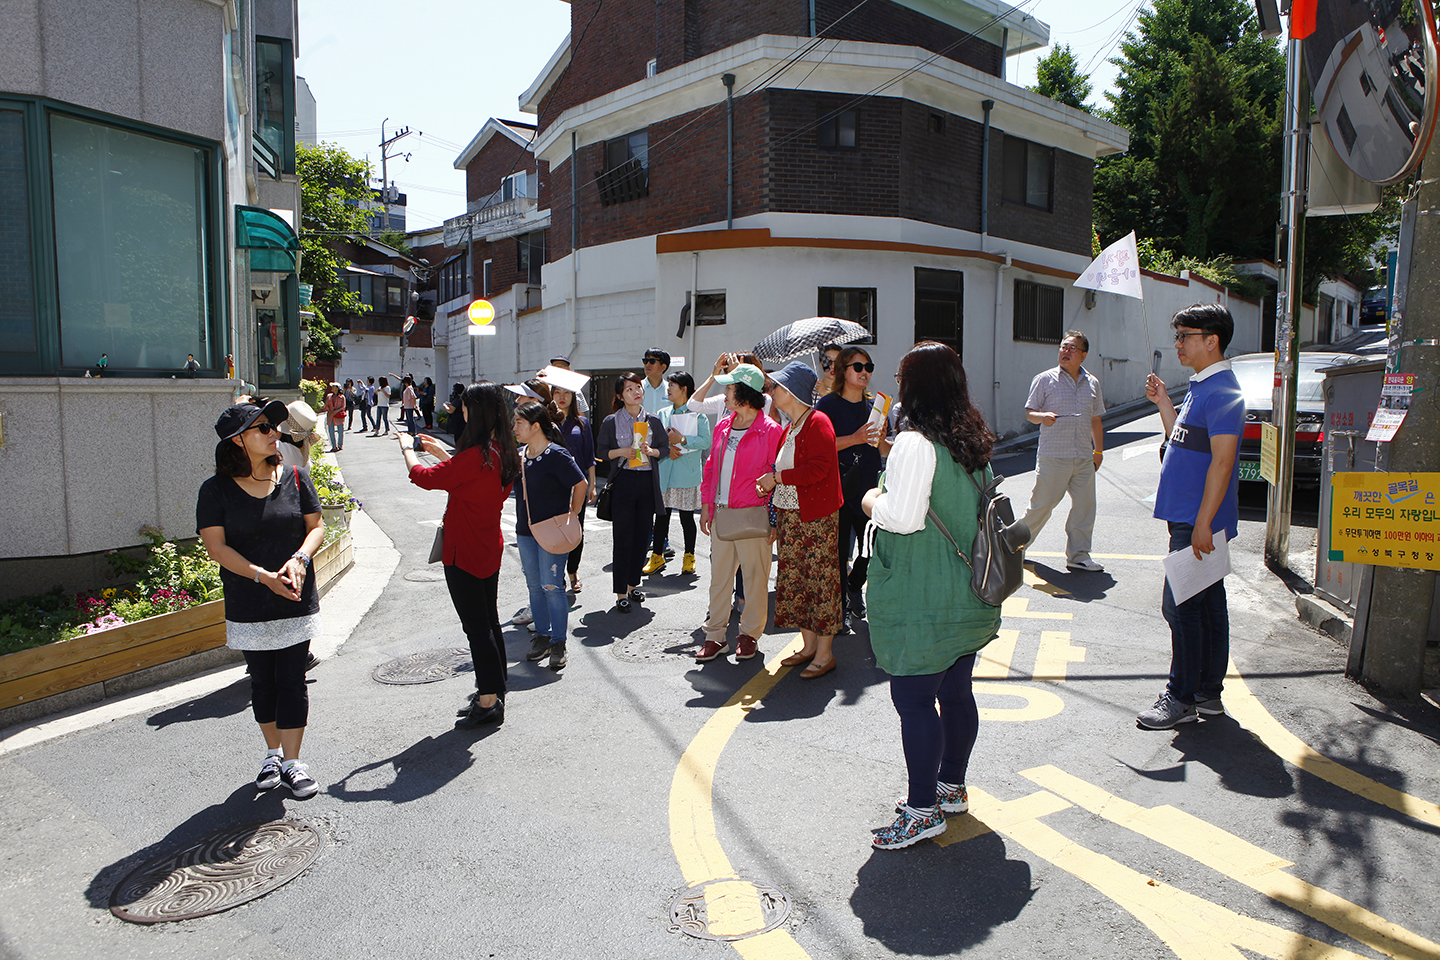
[926,468,1030,606]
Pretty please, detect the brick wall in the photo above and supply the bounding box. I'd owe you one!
[539,0,660,131]
[465,136,541,205]
[986,135,1093,257]
[548,91,767,260]
[766,90,902,217]
[813,0,1001,76]
[897,101,983,232]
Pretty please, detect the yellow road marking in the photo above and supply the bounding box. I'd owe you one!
[669,635,812,959]
[1025,551,1165,560]
[1226,660,1440,829]
[1001,597,1073,620]
[1022,765,1440,960]
[974,628,1019,679]
[974,682,1066,722]
[961,786,1376,960]
[1023,565,1071,597]
[1033,630,1084,682]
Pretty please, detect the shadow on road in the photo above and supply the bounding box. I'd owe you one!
[327,726,497,804]
[849,831,1034,954]
[1024,561,1116,602]
[85,783,289,909]
[146,677,252,728]
[1165,714,1296,798]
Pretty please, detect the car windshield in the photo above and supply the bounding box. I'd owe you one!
[1230,357,1346,404]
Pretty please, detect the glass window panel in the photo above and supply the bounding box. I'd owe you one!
[1002,136,1026,204]
[50,114,211,370]
[255,39,287,167]
[1026,145,1052,209]
[0,109,37,355]
[838,110,857,148]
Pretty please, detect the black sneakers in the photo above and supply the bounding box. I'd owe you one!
[255,754,282,791]
[549,641,567,671]
[456,696,504,729]
[527,634,552,661]
[280,761,318,799]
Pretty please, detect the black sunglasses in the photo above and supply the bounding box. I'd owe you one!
[821,358,834,370]
[846,361,875,373]
[642,357,662,364]
[248,421,278,435]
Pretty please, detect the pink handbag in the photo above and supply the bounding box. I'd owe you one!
[521,456,583,554]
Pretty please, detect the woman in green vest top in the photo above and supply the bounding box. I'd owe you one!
[861,342,1001,850]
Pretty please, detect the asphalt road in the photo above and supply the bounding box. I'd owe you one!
[2,413,1439,960]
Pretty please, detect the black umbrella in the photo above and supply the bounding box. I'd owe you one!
[753,317,869,363]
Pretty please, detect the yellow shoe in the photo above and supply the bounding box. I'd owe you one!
[682,553,696,574]
[642,552,667,575]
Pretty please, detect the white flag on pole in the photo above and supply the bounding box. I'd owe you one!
[1074,231,1144,300]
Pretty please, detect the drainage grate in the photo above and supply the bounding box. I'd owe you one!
[612,629,703,664]
[371,648,471,684]
[110,820,322,923]
[669,877,791,941]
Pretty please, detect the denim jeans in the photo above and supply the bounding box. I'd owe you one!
[327,422,343,450]
[374,406,390,432]
[518,534,569,642]
[1161,521,1229,704]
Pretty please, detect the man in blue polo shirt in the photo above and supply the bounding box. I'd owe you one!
[1138,303,1245,730]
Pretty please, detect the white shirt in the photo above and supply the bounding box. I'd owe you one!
[868,431,937,535]
[1188,358,1233,382]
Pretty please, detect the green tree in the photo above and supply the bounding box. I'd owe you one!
[296,142,374,364]
[1032,44,1093,112]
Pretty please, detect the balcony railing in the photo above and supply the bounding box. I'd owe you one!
[444,195,539,246]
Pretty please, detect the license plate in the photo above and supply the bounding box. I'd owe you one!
[1238,460,1263,482]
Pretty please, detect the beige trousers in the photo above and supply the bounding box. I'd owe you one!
[1021,456,1097,565]
[704,534,772,644]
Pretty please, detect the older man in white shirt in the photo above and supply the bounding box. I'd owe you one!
[1020,330,1106,572]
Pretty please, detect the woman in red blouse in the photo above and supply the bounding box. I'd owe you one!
[400,383,520,729]
[756,361,844,677]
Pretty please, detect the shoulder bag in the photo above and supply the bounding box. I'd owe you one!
[521,454,583,553]
[926,467,1029,607]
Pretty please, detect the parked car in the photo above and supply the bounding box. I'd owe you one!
[1230,352,1366,483]
[1305,324,1387,357]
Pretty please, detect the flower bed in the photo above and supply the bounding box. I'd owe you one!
[0,525,353,721]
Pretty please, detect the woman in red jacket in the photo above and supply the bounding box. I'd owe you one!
[399,382,520,729]
[757,361,844,678]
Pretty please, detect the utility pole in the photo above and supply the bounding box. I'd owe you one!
[1360,142,1440,698]
[1264,36,1309,568]
[378,119,412,233]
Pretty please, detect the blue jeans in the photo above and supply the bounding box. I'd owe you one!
[374,406,390,432]
[327,422,343,450]
[1161,522,1229,704]
[518,534,569,642]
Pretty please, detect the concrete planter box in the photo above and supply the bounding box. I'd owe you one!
[0,532,353,729]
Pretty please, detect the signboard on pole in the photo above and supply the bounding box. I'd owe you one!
[1260,422,1279,484]
[1329,471,1440,570]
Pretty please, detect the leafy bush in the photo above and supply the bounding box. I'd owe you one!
[300,378,327,413]
[310,459,361,510]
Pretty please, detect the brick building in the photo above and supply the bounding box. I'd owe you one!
[440,0,1151,433]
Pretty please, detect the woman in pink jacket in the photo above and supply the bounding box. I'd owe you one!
[696,364,785,663]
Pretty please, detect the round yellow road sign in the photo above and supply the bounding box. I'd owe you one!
[467,299,495,326]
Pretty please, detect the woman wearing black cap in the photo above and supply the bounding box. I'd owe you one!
[197,399,326,798]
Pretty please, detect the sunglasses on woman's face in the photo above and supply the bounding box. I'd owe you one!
[821,358,834,370]
[847,362,875,373]
[248,421,278,435]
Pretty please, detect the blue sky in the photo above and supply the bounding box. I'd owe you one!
[296,0,1140,231]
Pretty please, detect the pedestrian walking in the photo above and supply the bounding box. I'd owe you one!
[596,372,670,613]
[343,379,358,430]
[815,345,889,634]
[1019,330,1106,572]
[552,385,596,592]
[402,383,520,729]
[755,361,844,677]
[400,375,419,435]
[513,401,587,671]
[644,372,711,576]
[197,398,326,799]
[695,364,784,662]
[372,377,392,435]
[861,341,1001,849]
[1136,304,1245,730]
[323,383,345,452]
[444,383,465,441]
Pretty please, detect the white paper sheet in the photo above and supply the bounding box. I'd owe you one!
[1163,532,1231,605]
[534,365,591,394]
[669,412,699,435]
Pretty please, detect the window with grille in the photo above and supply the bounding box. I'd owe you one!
[1013,279,1064,344]
[595,130,648,205]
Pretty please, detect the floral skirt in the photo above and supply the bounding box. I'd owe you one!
[774,508,842,634]
[663,485,702,511]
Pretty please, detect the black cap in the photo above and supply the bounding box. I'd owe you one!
[214,398,289,441]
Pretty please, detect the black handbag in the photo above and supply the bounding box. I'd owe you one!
[927,469,1029,607]
[595,479,614,522]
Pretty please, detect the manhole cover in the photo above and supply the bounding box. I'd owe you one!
[371,648,471,684]
[612,629,701,664]
[669,877,791,941]
[403,569,446,583]
[110,820,322,923]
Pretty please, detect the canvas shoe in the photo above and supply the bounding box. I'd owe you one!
[695,640,729,662]
[512,606,534,625]
[1136,693,1199,729]
[871,803,947,850]
[280,761,318,799]
[255,754,282,791]
[1067,559,1105,572]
